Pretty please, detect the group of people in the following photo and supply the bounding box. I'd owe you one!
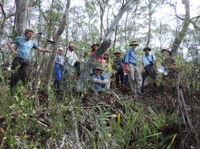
[7,28,177,97]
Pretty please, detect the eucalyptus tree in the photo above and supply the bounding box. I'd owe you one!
[171,0,190,55]
[92,0,135,59]
[45,0,71,88]
[14,0,30,35]
[85,0,101,42]
[97,0,109,41]
[153,22,173,49]
[144,0,165,47]
[0,0,15,64]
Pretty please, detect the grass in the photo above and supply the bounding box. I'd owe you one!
[0,82,180,149]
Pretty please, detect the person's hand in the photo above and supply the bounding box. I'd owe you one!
[126,65,131,72]
[45,49,52,53]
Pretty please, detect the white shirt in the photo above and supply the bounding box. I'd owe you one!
[55,54,65,66]
[66,50,79,61]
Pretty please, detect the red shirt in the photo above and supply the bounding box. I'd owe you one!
[90,49,103,63]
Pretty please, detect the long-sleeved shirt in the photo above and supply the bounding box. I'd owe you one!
[92,74,108,92]
[66,50,79,61]
[113,57,124,71]
[124,48,137,65]
[55,54,65,66]
[66,50,79,66]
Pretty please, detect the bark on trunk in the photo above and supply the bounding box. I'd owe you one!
[92,0,133,59]
[14,0,30,36]
[171,0,190,55]
[45,0,71,88]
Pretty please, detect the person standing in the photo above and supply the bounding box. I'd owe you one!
[66,43,81,80]
[113,51,124,87]
[141,47,157,93]
[6,28,51,92]
[124,41,142,95]
[161,49,176,78]
[160,49,178,94]
[54,48,65,98]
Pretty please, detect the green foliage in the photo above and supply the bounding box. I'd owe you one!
[0,78,185,149]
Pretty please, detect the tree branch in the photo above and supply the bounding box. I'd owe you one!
[0,3,6,18]
[92,0,133,59]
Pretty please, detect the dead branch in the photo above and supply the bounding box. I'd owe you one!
[177,73,200,144]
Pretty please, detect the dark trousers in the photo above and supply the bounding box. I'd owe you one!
[141,64,156,91]
[10,57,30,90]
[74,61,81,77]
[115,69,124,86]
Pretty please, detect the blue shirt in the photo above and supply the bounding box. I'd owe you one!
[142,54,156,67]
[124,48,137,65]
[14,36,38,61]
[92,74,107,92]
[114,57,124,71]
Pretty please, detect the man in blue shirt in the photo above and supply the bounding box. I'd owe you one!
[141,47,157,93]
[92,66,108,93]
[124,41,142,95]
[7,28,52,92]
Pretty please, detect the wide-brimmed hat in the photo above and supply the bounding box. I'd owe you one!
[57,48,64,51]
[91,43,99,47]
[114,51,121,55]
[129,41,138,46]
[103,53,109,57]
[161,49,172,56]
[94,66,103,71]
[143,47,152,51]
[68,43,76,48]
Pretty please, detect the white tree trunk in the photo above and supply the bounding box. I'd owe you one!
[171,0,190,55]
[92,0,134,59]
[14,0,30,35]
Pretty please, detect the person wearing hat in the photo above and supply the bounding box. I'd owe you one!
[54,48,65,99]
[113,51,124,87]
[161,49,176,78]
[141,47,157,93]
[66,43,81,80]
[6,28,52,93]
[90,42,103,63]
[102,53,112,89]
[92,66,108,92]
[124,41,142,95]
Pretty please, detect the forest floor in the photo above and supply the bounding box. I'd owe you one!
[0,81,199,148]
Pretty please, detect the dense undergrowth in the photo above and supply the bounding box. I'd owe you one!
[0,59,200,148]
[0,81,199,149]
